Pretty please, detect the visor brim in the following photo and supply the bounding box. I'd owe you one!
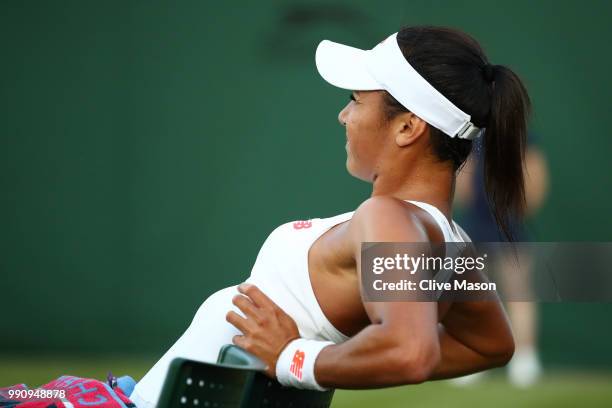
[315,40,381,91]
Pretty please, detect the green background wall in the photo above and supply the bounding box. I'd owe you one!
[1,0,611,368]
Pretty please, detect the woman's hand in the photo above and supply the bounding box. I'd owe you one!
[226,283,301,378]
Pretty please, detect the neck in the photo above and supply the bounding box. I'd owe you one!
[370,157,455,222]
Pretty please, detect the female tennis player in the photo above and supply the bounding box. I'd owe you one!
[130,25,530,407]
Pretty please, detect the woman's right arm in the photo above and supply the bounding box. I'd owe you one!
[311,197,442,388]
[430,298,515,380]
[315,197,514,388]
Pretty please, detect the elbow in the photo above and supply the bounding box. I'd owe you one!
[493,335,515,368]
[395,343,441,384]
[483,330,515,369]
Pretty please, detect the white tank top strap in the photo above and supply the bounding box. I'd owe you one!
[405,200,464,242]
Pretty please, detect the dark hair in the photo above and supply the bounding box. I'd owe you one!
[382,26,531,241]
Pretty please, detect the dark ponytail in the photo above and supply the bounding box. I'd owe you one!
[381,26,531,241]
[483,65,531,241]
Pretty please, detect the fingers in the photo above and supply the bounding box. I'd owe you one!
[232,334,247,349]
[226,294,265,335]
[226,310,252,334]
[238,283,275,309]
[232,294,261,322]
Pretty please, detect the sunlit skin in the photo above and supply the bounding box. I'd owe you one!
[226,90,515,387]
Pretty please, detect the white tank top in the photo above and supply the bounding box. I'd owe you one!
[245,199,470,344]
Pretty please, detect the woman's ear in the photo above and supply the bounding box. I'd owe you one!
[394,112,428,147]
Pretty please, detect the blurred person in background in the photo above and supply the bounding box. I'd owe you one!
[454,133,550,387]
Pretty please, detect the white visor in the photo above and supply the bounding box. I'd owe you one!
[315,32,483,140]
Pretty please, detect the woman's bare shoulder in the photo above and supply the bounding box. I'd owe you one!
[347,196,430,244]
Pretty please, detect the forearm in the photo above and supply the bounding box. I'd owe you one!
[314,324,440,389]
[314,323,511,388]
[429,324,513,380]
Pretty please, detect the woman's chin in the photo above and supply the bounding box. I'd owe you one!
[345,157,354,177]
[345,158,368,182]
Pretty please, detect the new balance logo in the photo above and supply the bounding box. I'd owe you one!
[289,350,305,380]
[292,220,312,230]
